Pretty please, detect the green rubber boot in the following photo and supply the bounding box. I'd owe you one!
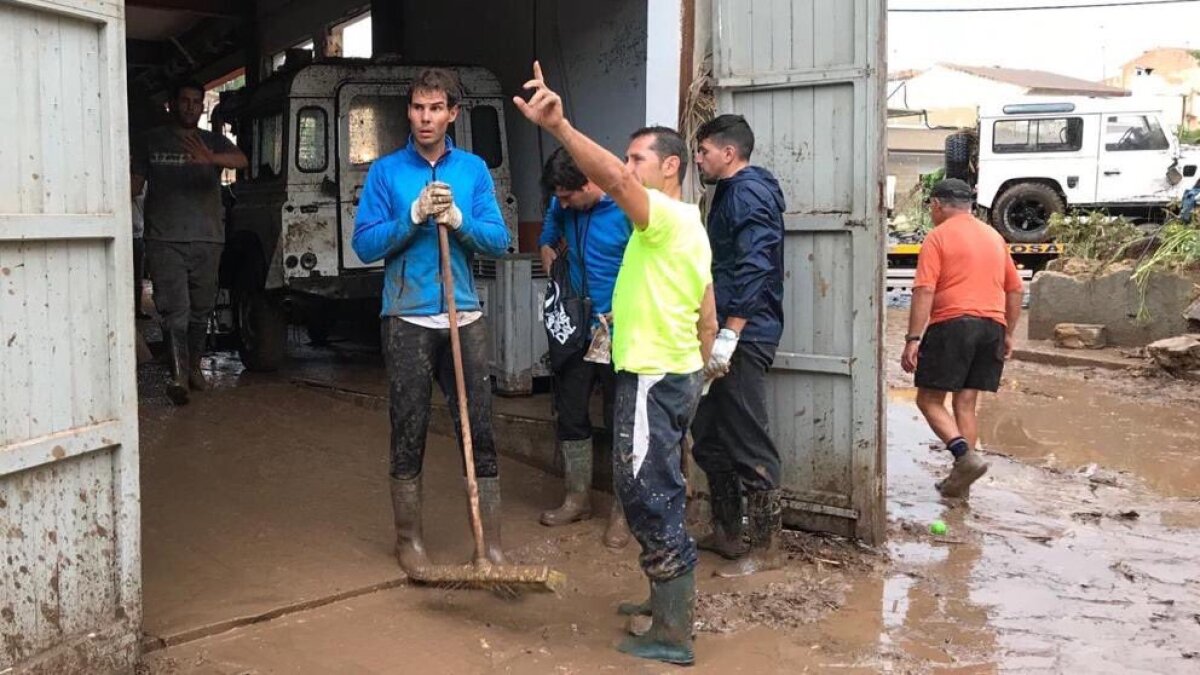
[617,570,696,666]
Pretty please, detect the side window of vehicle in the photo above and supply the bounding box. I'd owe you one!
[1105,115,1170,152]
[993,117,1082,154]
[296,107,328,172]
[470,105,503,169]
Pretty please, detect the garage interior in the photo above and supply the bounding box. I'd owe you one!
[125,0,684,651]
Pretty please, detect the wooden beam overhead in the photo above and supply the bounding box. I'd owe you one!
[125,0,245,18]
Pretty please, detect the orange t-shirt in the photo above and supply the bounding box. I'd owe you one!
[913,213,1023,327]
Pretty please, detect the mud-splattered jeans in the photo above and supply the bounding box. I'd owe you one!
[691,341,781,491]
[382,317,499,480]
[612,370,703,581]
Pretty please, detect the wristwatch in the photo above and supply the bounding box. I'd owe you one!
[905,334,922,343]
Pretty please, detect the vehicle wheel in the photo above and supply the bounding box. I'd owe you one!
[944,131,976,183]
[233,286,287,372]
[991,183,1063,243]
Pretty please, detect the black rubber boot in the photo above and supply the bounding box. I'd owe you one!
[540,439,594,526]
[697,472,747,560]
[165,328,190,406]
[477,476,506,565]
[390,476,430,575]
[187,322,209,391]
[617,570,696,666]
[715,489,784,578]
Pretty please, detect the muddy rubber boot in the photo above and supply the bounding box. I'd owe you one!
[617,570,696,666]
[715,489,784,578]
[477,476,506,565]
[165,328,190,406]
[540,439,594,526]
[936,450,989,498]
[187,323,209,392]
[390,476,430,575]
[604,498,632,549]
[697,472,747,560]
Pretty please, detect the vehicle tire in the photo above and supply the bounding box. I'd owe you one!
[234,286,287,372]
[944,131,976,183]
[991,182,1063,243]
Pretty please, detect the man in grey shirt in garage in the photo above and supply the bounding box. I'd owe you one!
[132,80,247,405]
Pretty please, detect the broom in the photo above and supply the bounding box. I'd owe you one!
[405,220,565,594]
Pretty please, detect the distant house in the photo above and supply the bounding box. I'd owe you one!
[888,63,1127,127]
[1106,48,1200,130]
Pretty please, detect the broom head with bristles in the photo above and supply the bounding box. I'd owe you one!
[407,559,566,597]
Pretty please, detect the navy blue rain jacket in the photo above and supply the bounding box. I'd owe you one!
[707,166,786,345]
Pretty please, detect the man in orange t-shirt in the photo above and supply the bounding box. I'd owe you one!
[901,179,1024,499]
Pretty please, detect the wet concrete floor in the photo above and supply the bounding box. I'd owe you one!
[137,320,1200,673]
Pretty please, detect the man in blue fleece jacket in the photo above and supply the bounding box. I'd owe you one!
[351,68,511,575]
[536,148,633,549]
[690,114,787,579]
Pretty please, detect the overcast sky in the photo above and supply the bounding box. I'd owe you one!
[888,0,1200,81]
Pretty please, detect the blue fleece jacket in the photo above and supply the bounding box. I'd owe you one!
[352,137,511,317]
[538,195,632,319]
[707,165,786,344]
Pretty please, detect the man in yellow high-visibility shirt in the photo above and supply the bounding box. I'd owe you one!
[515,62,718,667]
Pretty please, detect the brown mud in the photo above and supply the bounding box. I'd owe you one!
[134,319,1200,673]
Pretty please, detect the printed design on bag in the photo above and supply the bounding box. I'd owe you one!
[543,280,576,345]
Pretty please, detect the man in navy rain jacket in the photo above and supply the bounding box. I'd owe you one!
[690,114,787,579]
[352,68,511,575]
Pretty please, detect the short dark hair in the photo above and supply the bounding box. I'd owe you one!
[170,80,205,102]
[929,178,975,208]
[411,68,462,108]
[695,114,755,160]
[541,147,588,193]
[630,125,688,183]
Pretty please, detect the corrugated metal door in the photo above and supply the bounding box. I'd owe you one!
[713,0,886,543]
[0,0,141,670]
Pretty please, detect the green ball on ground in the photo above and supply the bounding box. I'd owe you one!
[929,520,947,536]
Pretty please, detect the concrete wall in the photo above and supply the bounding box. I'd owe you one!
[1029,266,1200,347]
[399,0,647,231]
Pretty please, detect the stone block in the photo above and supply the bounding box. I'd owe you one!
[1147,334,1200,372]
[1053,323,1108,349]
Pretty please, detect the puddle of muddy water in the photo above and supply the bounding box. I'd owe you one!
[830,400,1200,673]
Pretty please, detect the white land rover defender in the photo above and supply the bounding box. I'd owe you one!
[213,59,518,370]
[944,99,1200,242]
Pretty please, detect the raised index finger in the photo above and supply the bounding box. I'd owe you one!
[533,60,544,82]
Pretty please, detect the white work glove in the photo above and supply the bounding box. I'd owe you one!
[410,181,454,224]
[704,328,739,379]
[435,202,463,230]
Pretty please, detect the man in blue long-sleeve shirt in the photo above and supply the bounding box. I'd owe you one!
[690,114,786,579]
[351,68,511,576]
[536,148,633,548]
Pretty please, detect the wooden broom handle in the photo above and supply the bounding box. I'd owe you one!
[437,222,488,565]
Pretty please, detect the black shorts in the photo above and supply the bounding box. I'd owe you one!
[915,316,1006,393]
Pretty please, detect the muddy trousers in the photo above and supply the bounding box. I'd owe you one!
[382,317,499,480]
[691,342,781,492]
[145,240,222,336]
[613,370,703,581]
[553,351,615,442]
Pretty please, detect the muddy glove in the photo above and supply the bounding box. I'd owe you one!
[704,328,739,379]
[435,201,463,230]
[410,181,454,224]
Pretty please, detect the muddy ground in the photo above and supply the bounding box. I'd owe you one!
[135,311,1200,673]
